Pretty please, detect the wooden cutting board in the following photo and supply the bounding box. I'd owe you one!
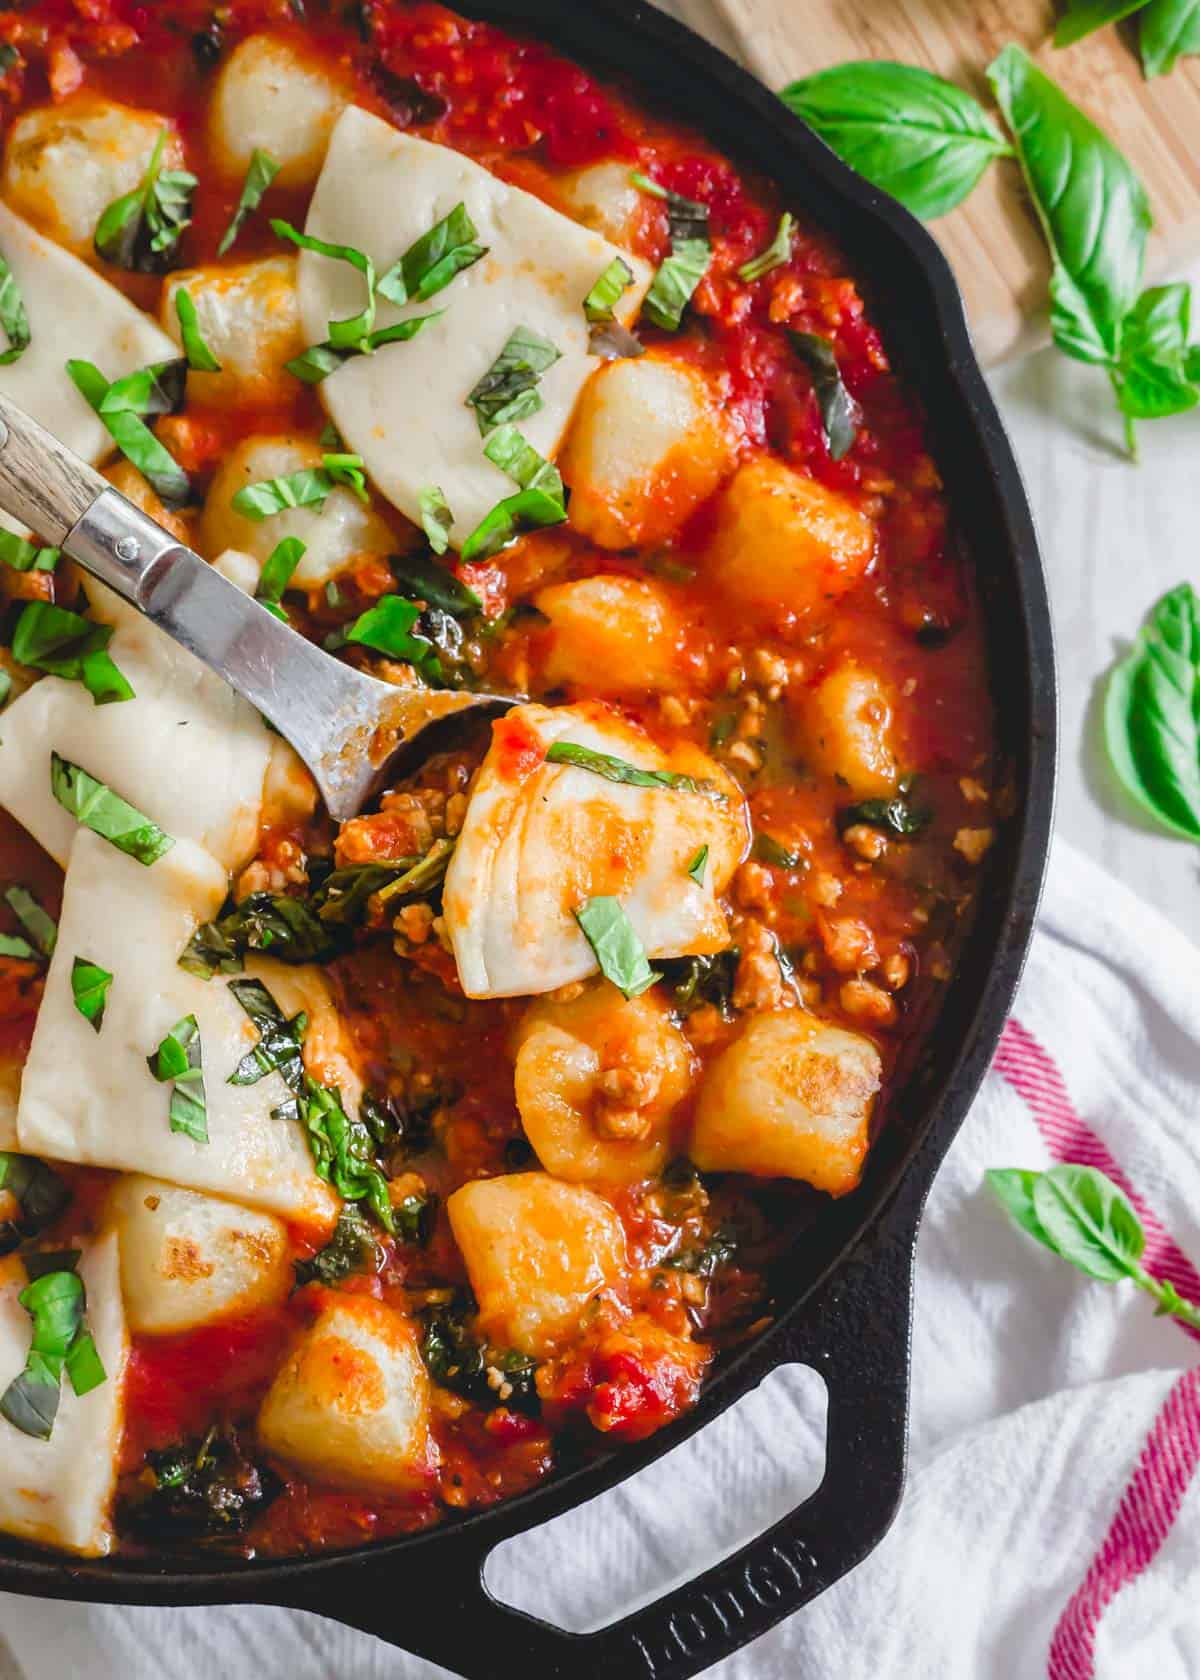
[695,0,1200,365]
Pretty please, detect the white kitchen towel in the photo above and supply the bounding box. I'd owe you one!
[1,834,1198,1679]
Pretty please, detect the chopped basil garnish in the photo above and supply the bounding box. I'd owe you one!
[147,1014,207,1143]
[631,171,712,331]
[4,885,55,956]
[93,127,196,273]
[575,895,660,999]
[181,890,337,977]
[460,424,568,563]
[285,310,443,384]
[218,148,280,256]
[66,359,189,507]
[417,486,454,556]
[837,790,931,838]
[290,1077,395,1235]
[174,287,222,373]
[754,831,802,868]
[738,212,795,282]
[378,201,487,305]
[294,1202,383,1286]
[0,1153,70,1256]
[227,977,307,1093]
[255,537,305,621]
[0,933,35,960]
[70,957,112,1032]
[686,844,709,885]
[584,256,635,322]
[788,332,861,461]
[101,358,188,420]
[0,252,30,366]
[374,836,456,909]
[11,601,134,705]
[0,1258,105,1441]
[391,550,480,614]
[0,531,58,573]
[344,595,441,680]
[50,753,174,866]
[546,739,718,797]
[483,423,564,500]
[309,862,398,926]
[232,454,367,520]
[466,325,561,435]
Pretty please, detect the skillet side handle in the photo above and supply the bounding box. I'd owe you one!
[290,1192,916,1680]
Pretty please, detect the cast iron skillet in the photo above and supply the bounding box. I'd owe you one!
[0,2,1057,1673]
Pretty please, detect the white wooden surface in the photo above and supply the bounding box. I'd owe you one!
[666,0,1200,947]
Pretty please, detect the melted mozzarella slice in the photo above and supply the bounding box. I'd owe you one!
[16,830,337,1226]
[0,559,273,874]
[296,107,650,548]
[443,703,748,998]
[0,200,175,482]
[0,1234,127,1555]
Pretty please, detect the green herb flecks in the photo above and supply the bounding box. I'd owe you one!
[546,739,719,798]
[0,1256,106,1441]
[466,325,561,436]
[3,885,55,956]
[584,256,635,322]
[227,977,307,1095]
[575,895,659,999]
[94,126,196,273]
[631,171,712,331]
[738,213,795,282]
[787,331,862,461]
[255,537,306,621]
[11,600,134,706]
[174,287,223,372]
[147,1014,207,1144]
[51,754,174,866]
[1104,581,1200,841]
[70,957,112,1032]
[66,358,189,507]
[377,202,487,305]
[0,251,30,365]
[218,149,280,256]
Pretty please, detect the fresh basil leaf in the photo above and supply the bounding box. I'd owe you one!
[584,256,635,322]
[738,213,795,282]
[181,890,337,977]
[987,44,1151,367]
[466,326,561,435]
[11,602,135,706]
[100,358,188,420]
[63,1329,105,1396]
[0,934,34,960]
[66,359,189,507]
[294,1202,382,1286]
[227,978,306,1094]
[781,62,1012,222]
[378,201,487,305]
[147,1014,207,1143]
[788,331,862,461]
[231,466,334,520]
[70,956,112,1032]
[575,896,659,999]
[483,424,564,501]
[255,537,306,620]
[985,1168,1052,1247]
[344,594,441,679]
[641,237,710,332]
[391,549,480,613]
[838,790,932,838]
[0,1153,71,1255]
[294,1077,395,1234]
[546,739,718,797]
[0,1262,104,1440]
[1104,581,1200,840]
[271,218,376,348]
[285,311,443,384]
[3,885,55,956]
[460,426,568,562]
[1140,0,1200,74]
[218,148,280,256]
[415,486,454,557]
[1030,1164,1145,1281]
[0,252,30,366]
[51,753,174,864]
[686,844,709,885]
[0,531,58,573]
[322,452,368,501]
[630,172,710,243]
[174,287,222,373]
[1054,0,1150,46]
[94,127,196,273]
[1112,283,1199,435]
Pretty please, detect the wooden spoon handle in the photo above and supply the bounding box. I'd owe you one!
[0,392,108,543]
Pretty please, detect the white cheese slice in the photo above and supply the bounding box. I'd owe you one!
[0,199,175,498]
[16,830,338,1227]
[0,573,273,875]
[442,703,749,999]
[0,1233,127,1556]
[297,107,651,549]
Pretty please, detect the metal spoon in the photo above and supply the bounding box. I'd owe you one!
[0,393,511,820]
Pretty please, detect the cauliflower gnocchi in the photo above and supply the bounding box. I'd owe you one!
[799,662,900,798]
[534,574,692,695]
[208,34,349,188]
[161,257,303,406]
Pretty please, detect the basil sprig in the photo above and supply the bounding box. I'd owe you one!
[0,531,58,573]
[584,256,634,323]
[0,252,30,365]
[4,885,55,957]
[255,537,306,621]
[147,1015,207,1144]
[738,213,795,283]
[0,1256,106,1441]
[11,601,134,706]
[174,288,222,373]
[988,1163,1200,1331]
[546,740,718,797]
[575,896,660,999]
[66,359,189,507]
[232,454,368,520]
[1104,581,1200,841]
[461,425,567,562]
[93,126,196,273]
[781,63,1012,221]
[51,753,174,866]
[377,201,487,305]
[0,1153,70,1256]
[466,325,561,435]
[70,957,112,1032]
[227,977,307,1094]
[788,332,861,461]
[391,550,480,614]
[286,1077,396,1234]
[342,594,441,680]
[631,172,712,331]
[218,148,280,256]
